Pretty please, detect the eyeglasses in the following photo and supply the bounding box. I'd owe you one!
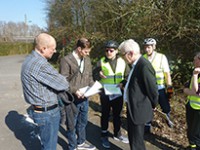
[106,49,115,53]
[121,52,128,56]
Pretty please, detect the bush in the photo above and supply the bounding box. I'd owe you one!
[0,42,33,56]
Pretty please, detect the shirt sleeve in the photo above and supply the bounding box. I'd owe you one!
[162,55,170,73]
[37,63,69,91]
[93,61,102,81]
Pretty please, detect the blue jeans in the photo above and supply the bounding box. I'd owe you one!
[30,107,60,150]
[66,100,88,150]
[158,88,171,113]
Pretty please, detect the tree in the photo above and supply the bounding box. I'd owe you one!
[45,0,200,85]
[0,21,43,42]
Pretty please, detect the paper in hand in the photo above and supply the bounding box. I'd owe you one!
[79,81,103,97]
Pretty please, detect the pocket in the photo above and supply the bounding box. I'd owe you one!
[32,112,46,127]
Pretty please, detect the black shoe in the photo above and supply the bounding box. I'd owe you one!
[101,137,110,149]
[144,125,151,134]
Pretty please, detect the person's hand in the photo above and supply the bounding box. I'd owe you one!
[193,67,200,75]
[167,86,174,99]
[75,90,84,99]
[153,107,157,112]
[99,71,107,78]
[117,83,124,90]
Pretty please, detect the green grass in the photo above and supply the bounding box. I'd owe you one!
[0,42,33,56]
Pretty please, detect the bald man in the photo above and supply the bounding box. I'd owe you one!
[21,33,69,150]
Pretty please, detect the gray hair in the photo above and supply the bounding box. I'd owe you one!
[118,39,140,54]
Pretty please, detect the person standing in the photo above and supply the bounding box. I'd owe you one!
[118,39,158,150]
[184,52,200,150]
[60,38,96,150]
[21,33,69,150]
[143,38,174,130]
[93,40,130,148]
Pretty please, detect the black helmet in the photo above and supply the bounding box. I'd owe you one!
[105,40,119,49]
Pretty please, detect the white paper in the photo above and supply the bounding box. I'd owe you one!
[109,94,122,101]
[79,86,90,94]
[79,81,103,97]
[103,84,122,95]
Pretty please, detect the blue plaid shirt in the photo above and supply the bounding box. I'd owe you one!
[21,50,69,107]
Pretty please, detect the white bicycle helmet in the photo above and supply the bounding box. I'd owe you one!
[143,38,156,45]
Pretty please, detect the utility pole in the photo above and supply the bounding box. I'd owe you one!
[24,14,28,53]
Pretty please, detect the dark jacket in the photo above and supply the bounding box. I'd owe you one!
[127,56,158,124]
[60,52,94,101]
[58,91,78,130]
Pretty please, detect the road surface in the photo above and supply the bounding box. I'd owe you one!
[0,55,160,150]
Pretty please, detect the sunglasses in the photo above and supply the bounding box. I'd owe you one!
[106,49,115,53]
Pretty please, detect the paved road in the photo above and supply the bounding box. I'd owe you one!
[0,55,160,150]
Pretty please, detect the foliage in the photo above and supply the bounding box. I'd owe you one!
[0,20,44,56]
[0,21,43,42]
[45,0,200,86]
[0,42,33,56]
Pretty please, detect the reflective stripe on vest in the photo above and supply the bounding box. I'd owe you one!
[187,77,200,110]
[144,53,165,85]
[100,57,126,84]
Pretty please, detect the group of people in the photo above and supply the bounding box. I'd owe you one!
[20,32,200,150]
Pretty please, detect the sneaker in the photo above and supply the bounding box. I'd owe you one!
[101,137,110,148]
[77,142,96,150]
[113,135,129,144]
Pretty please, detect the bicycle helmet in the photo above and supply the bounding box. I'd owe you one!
[143,38,156,45]
[105,40,119,49]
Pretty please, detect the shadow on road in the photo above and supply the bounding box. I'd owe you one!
[58,126,69,150]
[86,121,124,150]
[144,133,185,150]
[5,110,40,150]
[58,120,124,150]
[89,99,186,150]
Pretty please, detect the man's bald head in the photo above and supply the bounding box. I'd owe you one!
[34,33,56,50]
[34,33,57,59]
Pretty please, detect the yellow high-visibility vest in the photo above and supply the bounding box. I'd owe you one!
[144,53,165,85]
[100,57,126,84]
[187,77,200,110]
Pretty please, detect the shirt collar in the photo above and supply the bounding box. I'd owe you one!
[33,50,47,62]
[132,55,141,67]
[72,50,82,61]
[148,51,156,61]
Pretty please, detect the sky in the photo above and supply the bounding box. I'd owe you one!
[0,0,47,29]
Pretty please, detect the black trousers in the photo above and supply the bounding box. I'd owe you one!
[127,109,146,150]
[186,102,200,147]
[100,93,123,137]
[158,88,171,114]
